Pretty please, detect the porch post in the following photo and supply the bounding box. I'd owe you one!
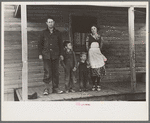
[69,13,73,44]
[128,7,136,92]
[21,4,28,101]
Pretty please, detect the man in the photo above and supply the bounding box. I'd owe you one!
[38,16,64,95]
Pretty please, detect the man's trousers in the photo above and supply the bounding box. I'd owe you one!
[43,58,59,90]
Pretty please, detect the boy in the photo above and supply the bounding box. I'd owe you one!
[60,41,77,93]
[77,52,90,92]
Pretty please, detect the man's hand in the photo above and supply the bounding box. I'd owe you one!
[39,55,43,60]
[60,55,64,61]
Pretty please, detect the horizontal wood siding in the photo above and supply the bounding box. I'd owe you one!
[4,5,146,95]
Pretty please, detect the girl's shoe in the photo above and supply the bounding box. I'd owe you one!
[92,85,96,91]
[97,86,101,91]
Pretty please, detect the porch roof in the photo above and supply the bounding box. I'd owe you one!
[14,2,147,18]
[5,2,147,8]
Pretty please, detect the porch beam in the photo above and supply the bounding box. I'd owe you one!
[7,2,146,8]
[128,7,136,92]
[69,13,73,47]
[21,4,28,101]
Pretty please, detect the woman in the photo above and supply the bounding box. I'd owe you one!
[86,25,107,91]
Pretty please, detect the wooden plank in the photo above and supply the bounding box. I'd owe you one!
[4,26,69,32]
[14,81,145,101]
[128,7,136,92]
[28,87,53,101]
[6,93,14,101]
[4,94,7,101]
[4,82,43,94]
[5,22,145,31]
[4,18,21,22]
[21,4,28,101]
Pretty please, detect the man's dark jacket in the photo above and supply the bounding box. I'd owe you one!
[38,28,63,59]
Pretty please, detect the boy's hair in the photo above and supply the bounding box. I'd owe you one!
[63,41,71,48]
[80,52,87,57]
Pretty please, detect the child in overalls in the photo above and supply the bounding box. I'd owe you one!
[76,52,90,92]
[60,41,77,93]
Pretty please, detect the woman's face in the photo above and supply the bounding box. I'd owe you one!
[91,26,97,34]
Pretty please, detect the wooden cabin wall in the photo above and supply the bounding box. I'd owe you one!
[4,5,70,97]
[4,5,146,99]
[26,5,146,82]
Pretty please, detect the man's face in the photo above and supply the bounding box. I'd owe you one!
[46,19,55,28]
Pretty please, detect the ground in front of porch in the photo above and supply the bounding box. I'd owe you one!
[15,82,146,101]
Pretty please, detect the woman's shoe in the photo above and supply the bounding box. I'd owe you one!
[92,85,96,91]
[97,86,101,91]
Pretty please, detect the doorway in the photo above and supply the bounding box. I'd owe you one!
[71,15,97,52]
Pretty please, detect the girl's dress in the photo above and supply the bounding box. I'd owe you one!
[87,34,106,77]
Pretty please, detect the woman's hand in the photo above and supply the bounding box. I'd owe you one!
[39,55,43,60]
[104,58,107,61]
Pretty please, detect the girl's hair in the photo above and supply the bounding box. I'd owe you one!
[63,41,71,47]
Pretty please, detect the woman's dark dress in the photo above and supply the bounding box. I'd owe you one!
[87,34,106,77]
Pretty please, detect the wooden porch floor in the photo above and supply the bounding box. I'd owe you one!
[15,82,146,101]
